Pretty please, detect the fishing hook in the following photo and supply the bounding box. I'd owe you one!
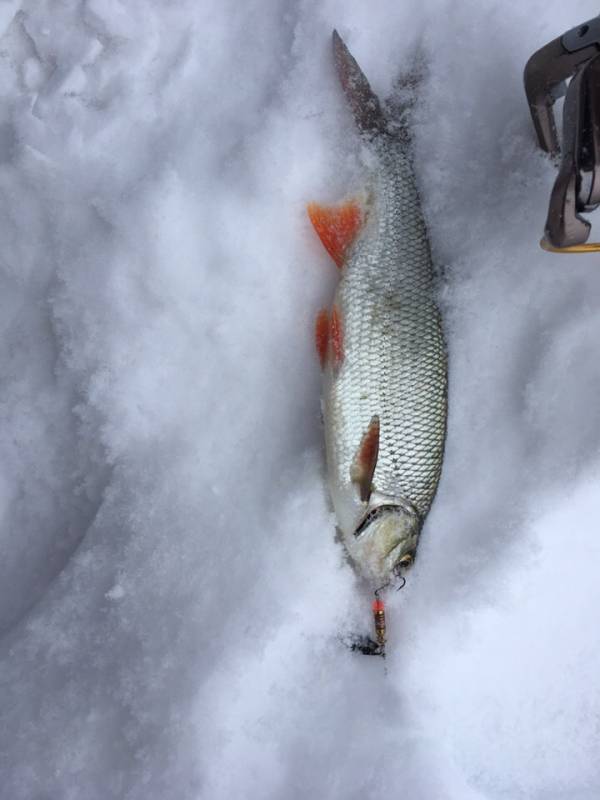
[392,562,407,592]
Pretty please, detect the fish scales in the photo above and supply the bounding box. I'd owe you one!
[326,140,447,520]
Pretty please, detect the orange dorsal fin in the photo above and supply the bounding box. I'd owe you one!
[307,200,363,268]
[315,308,329,368]
[350,415,380,503]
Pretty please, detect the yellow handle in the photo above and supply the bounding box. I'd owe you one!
[540,238,600,253]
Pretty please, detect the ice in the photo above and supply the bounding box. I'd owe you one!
[1,0,600,798]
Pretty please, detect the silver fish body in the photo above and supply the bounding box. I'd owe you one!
[320,35,447,584]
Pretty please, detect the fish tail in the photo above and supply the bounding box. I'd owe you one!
[332,29,423,141]
[332,29,386,137]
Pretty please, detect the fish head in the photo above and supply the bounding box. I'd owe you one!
[352,504,421,583]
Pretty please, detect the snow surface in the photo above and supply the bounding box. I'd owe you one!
[2,0,600,797]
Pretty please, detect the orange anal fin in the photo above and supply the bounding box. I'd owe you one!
[330,305,344,369]
[350,415,380,503]
[315,308,329,368]
[307,201,363,268]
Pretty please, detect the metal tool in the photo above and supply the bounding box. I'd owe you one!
[524,15,600,251]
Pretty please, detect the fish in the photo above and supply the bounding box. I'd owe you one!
[309,31,448,586]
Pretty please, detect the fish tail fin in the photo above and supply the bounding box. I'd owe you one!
[332,29,387,137]
[385,41,426,136]
[332,29,424,141]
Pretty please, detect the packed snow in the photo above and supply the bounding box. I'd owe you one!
[2,0,600,797]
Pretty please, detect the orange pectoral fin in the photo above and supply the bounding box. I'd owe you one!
[315,308,329,368]
[330,305,344,369]
[307,200,363,268]
[350,415,380,503]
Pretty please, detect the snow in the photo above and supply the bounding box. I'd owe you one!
[1,0,600,797]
